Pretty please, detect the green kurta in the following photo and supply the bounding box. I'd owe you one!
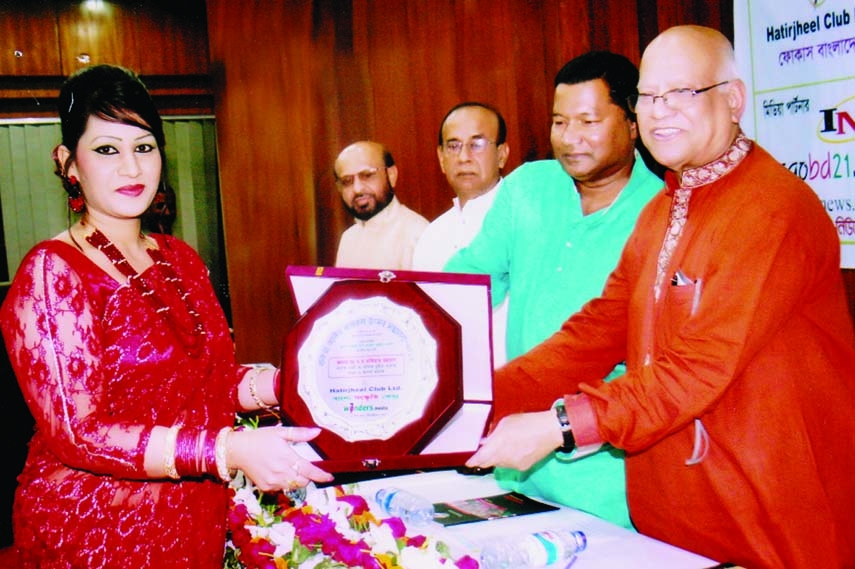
[445,154,662,528]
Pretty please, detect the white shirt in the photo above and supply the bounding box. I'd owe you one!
[413,182,508,367]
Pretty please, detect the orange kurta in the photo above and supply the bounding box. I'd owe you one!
[493,140,855,568]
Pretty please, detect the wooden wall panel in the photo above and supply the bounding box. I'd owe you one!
[544,0,592,69]
[635,0,734,53]
[511,3,555,164]
[589,0,641,63]
[653,0,734,42]
[401,2,458,216]
[207,1,318,362]
[361,2,423,215]
[57,2,141,74]
[309,1,351,271]
[137,1,210,76]
[0,1,61,76]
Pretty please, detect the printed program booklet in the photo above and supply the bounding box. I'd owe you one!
[433,491,559,527]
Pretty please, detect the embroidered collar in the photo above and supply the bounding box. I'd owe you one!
[678,131,753,189]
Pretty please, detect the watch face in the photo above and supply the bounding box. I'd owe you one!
[555,402,571,428]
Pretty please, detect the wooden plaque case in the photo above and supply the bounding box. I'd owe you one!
[280,266,494,473]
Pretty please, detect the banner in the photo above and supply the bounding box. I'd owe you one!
[735,0,855,267]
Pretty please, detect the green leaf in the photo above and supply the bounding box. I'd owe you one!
[289,540,314,564]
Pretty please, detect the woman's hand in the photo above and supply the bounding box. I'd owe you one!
[228,426,333,492]
[465,410,562,471]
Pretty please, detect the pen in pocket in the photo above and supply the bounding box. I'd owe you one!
[691,278,703,316]
[672,269,691,286]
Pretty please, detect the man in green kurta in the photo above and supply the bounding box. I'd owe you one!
[445,51,662,528]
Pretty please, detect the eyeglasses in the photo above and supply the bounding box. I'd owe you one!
[336,167,385,189]
[441,137,496,156]
[628,80,732,113]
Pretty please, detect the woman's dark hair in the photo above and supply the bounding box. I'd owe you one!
[56,64,166,172]
[553,51,639,121]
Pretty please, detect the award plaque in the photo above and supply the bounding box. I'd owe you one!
[281,266,494,473]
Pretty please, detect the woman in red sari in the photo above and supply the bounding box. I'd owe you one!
[0,65,332,568]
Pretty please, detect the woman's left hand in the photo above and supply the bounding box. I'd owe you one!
[228,426,333,492]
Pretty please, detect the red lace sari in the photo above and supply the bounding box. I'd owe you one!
[1,234,244,568]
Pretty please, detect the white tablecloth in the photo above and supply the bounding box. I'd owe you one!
[355,469,718,569]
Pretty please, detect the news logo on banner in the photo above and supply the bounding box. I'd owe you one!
[819,96,855,143]
[736,0,855,266]
[756,87,854,180]
[777,93,854,180]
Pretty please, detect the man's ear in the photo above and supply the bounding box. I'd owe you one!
[627,118,639,143]
[436,146,447,175]
[386,164,399,188]
[497,143,510,170]
[728,79,747,124]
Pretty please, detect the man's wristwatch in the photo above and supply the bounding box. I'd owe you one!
[553,400,576,453]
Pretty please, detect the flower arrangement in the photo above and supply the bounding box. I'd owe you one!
[224,474,479,569]
[223,445,479,569]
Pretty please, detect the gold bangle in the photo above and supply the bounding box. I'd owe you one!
[248,367,276,412]
[162,425,180,480]
[214,427,233,482]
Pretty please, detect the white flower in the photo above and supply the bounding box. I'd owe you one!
[233,485,263,518]
[304,485,334,510]
[399,543,448,569]
[328,504,362,540]
[367,522,399,555]
[267,521,296,558]
[247,525,266,541]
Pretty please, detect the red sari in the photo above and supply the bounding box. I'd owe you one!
[1,234,243,568]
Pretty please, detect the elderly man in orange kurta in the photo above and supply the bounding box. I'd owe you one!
[467,25,855,569]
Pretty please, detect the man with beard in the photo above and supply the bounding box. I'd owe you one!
[333,141,428,269]
[413,102,510,366]
[445,51,663,529]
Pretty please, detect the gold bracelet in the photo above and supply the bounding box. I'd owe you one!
[162,425,180,480]
[214,427,233,482]
[247,366,276,412]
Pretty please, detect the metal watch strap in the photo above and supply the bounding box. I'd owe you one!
[554,400,576,452]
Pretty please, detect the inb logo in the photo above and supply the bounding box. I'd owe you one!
[819,95,855,143]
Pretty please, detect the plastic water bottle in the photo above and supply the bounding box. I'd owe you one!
[479,529,587,568]
[374,487,435,526]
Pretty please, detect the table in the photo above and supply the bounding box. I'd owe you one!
[355,469,719,569]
